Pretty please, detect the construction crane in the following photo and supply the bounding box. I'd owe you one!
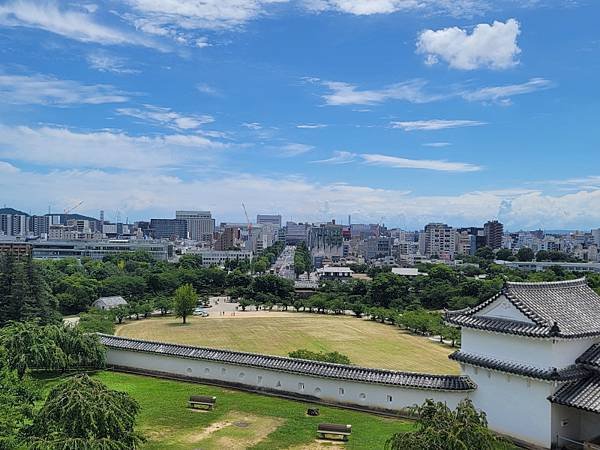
[63,201,83,215]
[241,202,252,233]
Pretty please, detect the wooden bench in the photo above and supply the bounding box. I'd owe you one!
[317,423,352,441]
[188,395,216,411]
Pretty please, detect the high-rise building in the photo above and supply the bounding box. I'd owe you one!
[423,223,456,259]
[308,222,344,264]
[0,208,29,237]
[175,211,215,242]
[484,220,504,250]
[150,219,188,240]
[256,214,282,228]
[214,226,239,250]
[285,222,309,245]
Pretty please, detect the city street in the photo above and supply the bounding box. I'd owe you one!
[270,245,296,280]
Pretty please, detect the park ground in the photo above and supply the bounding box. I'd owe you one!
[41,371,517,450]
[115,311,459,374]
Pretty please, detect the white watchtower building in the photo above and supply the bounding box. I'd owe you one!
[447,278,600,449]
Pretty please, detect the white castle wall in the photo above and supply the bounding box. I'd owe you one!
[105,348,469,413]
[462,364,555,448]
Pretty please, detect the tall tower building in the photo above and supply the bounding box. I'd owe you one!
[175,211,215,242]
[484,220,504,250]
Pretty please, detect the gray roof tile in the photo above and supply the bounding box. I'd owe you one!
[99,334,475,391]
[446,278,600,339]
[450,351,590,382]
[549,376,600,414]
[576,343,600,372]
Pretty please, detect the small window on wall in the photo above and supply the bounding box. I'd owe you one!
[359,393,366,400]
[338,387,344,396]
[298,382,305,391]
[387,395,393,403]
[314,387,322,395]
[239,372,245,379]
[257,375,263,385]
[204,367,210,374]
[186,367,192,374]
[276,381,282,388]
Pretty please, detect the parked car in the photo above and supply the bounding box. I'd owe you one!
[193,308,209,317]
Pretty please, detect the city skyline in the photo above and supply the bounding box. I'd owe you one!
[0,1,599,229]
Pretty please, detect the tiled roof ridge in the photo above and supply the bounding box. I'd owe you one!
[576,342,600,371]
[450,350,589,382]
[548,375,600,414]
[502,290,548,326]
[99,334,476,391]
[505,277,587,288]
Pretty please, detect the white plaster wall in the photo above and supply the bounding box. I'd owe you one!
[580,410,600,441]
[551,404,582,446]
[106,349,468,412]
[461,328,554,369]
[464,365,554,448]
[551,337,600,368]
[475,296,533,322]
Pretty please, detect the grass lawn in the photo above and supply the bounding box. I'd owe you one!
[116,314,459,374]
[39,371,519,450]
[91,371,411,449]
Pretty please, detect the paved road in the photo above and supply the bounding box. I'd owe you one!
[271,245,296,280]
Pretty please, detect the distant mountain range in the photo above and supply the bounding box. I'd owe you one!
[0,208,99,222]
[0,207,29,216]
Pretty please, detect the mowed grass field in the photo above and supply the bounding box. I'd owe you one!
[115,313,459,374]
[40,372,518,450]
[92,371,412,449]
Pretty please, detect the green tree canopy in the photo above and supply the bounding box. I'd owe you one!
[0,322,105,378]
[516,247,535,262]
[27,374,144,450]
[288,349,351,365]
[385,399,500,450]
[173,283,197,324]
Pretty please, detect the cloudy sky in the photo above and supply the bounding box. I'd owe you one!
[0,0,598,230]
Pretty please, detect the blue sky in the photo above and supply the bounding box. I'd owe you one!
[0,0,598,230]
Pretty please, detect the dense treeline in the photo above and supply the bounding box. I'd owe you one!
[0,254,62,327]
[0,241,286,320]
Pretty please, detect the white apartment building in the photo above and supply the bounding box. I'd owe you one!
[189,249,253,267]
[423,223,456,259]
[176,211,215,242]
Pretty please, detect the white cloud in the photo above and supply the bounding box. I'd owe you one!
[417,19,521,70]
[297,123,327,129]
[5,163,597,230]
[361,153,482,172]
[315,77,551,107]
[463,78,552,103]
[123,0,288,36]
[86,51,139,74]
[0,73,130,105]
[0,124,226,170]
[321,79,441,106]
[116,105,214,131]
[391,119,485,131]
[242,122,263,130]
[423,142,452,147]
[196,83,219,96]
[303,0,486,17]
[0,161,20,174]
[0,1,157,48]
[278,143,315,157]
[311,151,357,164]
